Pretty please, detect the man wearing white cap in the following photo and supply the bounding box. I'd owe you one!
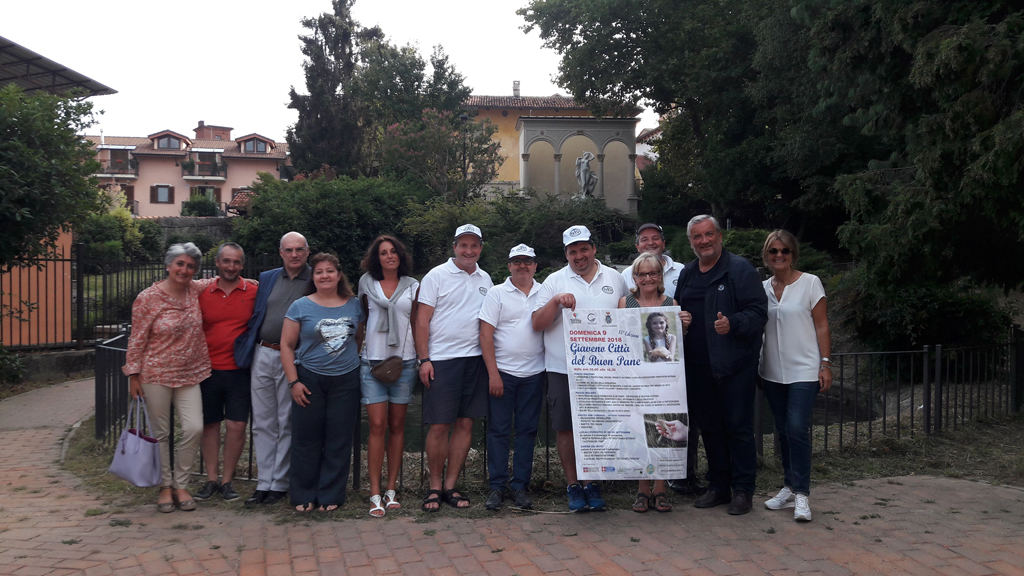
[415,224,493,511]
[533,225,628,512]
[479,244,545,511]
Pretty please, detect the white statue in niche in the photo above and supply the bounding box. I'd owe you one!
[575,151,599,199]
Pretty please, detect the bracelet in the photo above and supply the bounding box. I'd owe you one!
[419,357,431,364]
[288,379,301,388]
[819,365,832,372]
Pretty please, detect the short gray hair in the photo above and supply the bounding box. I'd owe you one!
[164,242,202,266]
[686,214,721,237]
[216,242,245,262]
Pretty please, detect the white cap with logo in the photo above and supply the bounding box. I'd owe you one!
[508,244,536,259]
[562,225,592,247]
[454,223,483,240]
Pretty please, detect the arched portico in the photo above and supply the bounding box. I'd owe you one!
[517,117,640,215]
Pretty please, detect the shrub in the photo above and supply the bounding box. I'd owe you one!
[0,345,25,385]
[607,240,636,264]
[137,220,164,260]
[165,233,216,256]
[181,195,218,217]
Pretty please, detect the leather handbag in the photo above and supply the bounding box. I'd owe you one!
[108,397,162,487]
[371,355,405,384]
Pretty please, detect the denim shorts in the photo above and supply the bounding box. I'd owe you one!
[360,359,417,405]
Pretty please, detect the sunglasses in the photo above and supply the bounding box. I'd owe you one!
[768,248,792,255]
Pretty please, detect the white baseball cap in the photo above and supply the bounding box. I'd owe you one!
[454,223,483,241]
[562,225,592,247]
[508,244,536,259]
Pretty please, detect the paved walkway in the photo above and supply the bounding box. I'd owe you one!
[2,380,1024,575]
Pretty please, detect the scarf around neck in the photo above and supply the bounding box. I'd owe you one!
[357,272,416,348]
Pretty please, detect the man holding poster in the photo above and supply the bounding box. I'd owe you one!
[533,225,627,512]
[673,215,768,516]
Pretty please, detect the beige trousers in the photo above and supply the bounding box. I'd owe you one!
[141,383,203,489]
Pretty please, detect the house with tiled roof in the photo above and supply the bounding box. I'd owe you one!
[468,82,641,215]
[86,121,288,218]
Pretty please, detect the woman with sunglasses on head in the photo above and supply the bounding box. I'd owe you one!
[758,230,832,522]
[619,252,691,513]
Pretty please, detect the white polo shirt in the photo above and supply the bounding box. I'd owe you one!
[535,261,628,374]
[418,258,493,361]
[479,278,544,378]
[622,254,684,292]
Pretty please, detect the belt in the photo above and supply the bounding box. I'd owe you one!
[259,340,281,351]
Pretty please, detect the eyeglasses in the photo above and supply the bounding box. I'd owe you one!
[509,258,535,267]
[634,271,662,279]
[282,247,309,254]
[767,248,792,255]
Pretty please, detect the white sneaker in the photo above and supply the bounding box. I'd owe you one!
[794,494,812,522]
[764,487,795,510]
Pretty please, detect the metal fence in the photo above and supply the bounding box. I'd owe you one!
[94,326,1023,492]
[2,247,282,351]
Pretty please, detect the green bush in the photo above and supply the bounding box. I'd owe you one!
[667,226,834,278]
[165,233,216,257]
[181,195,218,217]
[0,345,26,385]
[137,220,164,260]
[833,268,1014,350]
[607,240,636,264]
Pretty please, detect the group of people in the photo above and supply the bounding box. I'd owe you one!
[122,214,831,523]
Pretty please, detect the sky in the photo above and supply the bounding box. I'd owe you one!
[5,0,657,142]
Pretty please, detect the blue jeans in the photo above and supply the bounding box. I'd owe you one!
[290,366,360,507]
[486,371,545,491]
[762,380,818,495]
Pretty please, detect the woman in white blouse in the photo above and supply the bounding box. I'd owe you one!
[357,236,419,517]
[758,230,832,522]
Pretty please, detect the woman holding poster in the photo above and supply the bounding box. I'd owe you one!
[759,230,832,522]
[619,253,692,512]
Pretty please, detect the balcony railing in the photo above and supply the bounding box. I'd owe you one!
[182,163,227,178]
[97,159,138,176]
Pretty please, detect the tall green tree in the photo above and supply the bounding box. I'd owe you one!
[380,109,504,203]
[287,0,472,176]
[0,85,104,267]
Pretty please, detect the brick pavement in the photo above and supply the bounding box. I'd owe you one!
[2,381,1024,575]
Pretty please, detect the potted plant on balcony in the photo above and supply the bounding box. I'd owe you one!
[180,159,196,173]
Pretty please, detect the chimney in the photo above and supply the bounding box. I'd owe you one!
[198,120,205,127]
[513,81,521,98]
[100,129,104,145]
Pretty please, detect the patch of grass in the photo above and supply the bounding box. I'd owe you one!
[859,514,881,520]
[61,539,81,545]
[764,527,776,534]
[84,509,105,517]
[12,486,26,492]
[210,545,221,550]
[923,499,936,503]
[172,523,204,531]
[109,519,132,527]
[491,548,504,553]
[886,479,903,485]
[630,537,640,542]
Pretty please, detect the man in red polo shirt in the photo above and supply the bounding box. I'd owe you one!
[195,243,258,502]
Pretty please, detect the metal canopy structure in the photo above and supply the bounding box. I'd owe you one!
[0,35,116,96]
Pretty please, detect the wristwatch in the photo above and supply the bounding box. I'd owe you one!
[419,357,431,364]
[288,379,301,388]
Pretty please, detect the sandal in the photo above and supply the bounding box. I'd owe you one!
[441,488,471,509]
[653,492,672,513]
[421,489,442,512]
[384,489,401,510]
[369,494,385,518]
[632,492,650,513]
[158,487,175,513]
[319,504,339,512]
[295,503,315,512]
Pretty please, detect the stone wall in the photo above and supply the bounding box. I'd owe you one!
[151,216,233,244]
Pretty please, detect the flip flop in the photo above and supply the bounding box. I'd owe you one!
[295,503,315,513]
[369,494,385,517]
[384,489,401,510]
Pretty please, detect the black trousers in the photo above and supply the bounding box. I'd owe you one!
[290,365,360,507]
[686,362,758,495]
